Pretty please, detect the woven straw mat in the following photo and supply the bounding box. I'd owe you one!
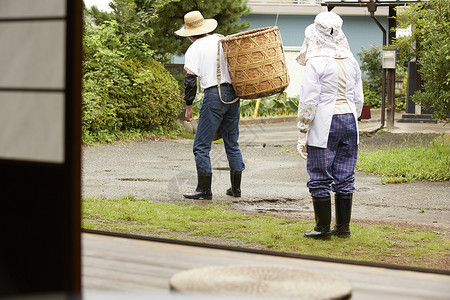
[169,264,352,300]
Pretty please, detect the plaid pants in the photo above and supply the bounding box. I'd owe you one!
[306,113,358,197]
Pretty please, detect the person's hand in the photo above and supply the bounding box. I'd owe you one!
[185,105,193,122]
[297,132,307,159]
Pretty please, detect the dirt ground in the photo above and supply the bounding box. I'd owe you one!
[82,131,449,230]
[224,133,449,230]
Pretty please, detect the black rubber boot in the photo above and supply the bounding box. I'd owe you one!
[331,193,352,237]
[226,170,242,197]
[183,172,212,200]
[304,196,332,240]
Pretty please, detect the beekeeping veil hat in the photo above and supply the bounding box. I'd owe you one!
[296,11,353,66]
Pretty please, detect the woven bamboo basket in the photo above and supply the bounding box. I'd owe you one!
[220,26,289,99]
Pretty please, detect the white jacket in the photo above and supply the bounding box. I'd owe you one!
[297,56,364,148]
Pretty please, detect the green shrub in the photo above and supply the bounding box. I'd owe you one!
[358,45,407,111]
[394,0,450,121]
[164,65,185,96]
[82,19,183,143]
[120,59,183,130]
[254,94,299,118]
[82,57,183,143]
[362,85,382,108]
[358,44,383,98]
[192,93,299,118]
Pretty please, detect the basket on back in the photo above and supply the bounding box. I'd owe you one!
[220,26,289,99]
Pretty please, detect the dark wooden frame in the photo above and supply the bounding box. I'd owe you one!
[0,0,82,296]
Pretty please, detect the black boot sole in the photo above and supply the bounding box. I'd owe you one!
[226,189,241,197]
[226,192,241,197]
[183,193,212,200]
[304,229,331,240]
[331,232,351,238]
[331,225,351,237]
[304,233,331,240]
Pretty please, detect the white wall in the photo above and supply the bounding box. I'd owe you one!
[284,48,305,98]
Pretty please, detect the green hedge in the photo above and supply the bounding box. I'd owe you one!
[82,57,183,143]
[82,17,183,144]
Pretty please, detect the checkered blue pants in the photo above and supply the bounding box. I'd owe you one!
[306,113,358,197]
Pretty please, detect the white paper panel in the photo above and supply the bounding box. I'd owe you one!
[0,21,65,89]
[0,92,65,163]
[0,0,65,18]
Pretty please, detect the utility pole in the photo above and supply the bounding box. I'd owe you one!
[367,0,386,129]
[386,5,397,128]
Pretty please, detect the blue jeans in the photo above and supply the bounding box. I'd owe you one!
[306,113,358,197]
[193,84,245,174]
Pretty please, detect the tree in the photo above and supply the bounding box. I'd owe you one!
[358,45,383,108]
[86,0,251,62]
[149,0,251,58]
[82,9,183,143]
[395,0,450,121]
[85,0,156,63]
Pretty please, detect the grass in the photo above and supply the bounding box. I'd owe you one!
[357,136,450,184]
[82,196,450,270]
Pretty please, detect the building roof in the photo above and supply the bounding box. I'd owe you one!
[248,0,425,16]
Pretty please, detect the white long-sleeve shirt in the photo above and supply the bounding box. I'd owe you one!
[297,56,364,148]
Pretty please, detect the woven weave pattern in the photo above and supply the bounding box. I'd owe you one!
[221,26,289,99]
[170,264,353,299]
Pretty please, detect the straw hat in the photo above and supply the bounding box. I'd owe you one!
[175,11,218,37]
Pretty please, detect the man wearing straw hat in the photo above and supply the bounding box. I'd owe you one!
[176,11,245,200]
[296,11,364,240]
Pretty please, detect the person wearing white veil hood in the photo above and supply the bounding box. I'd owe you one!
[296,11,364,240]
